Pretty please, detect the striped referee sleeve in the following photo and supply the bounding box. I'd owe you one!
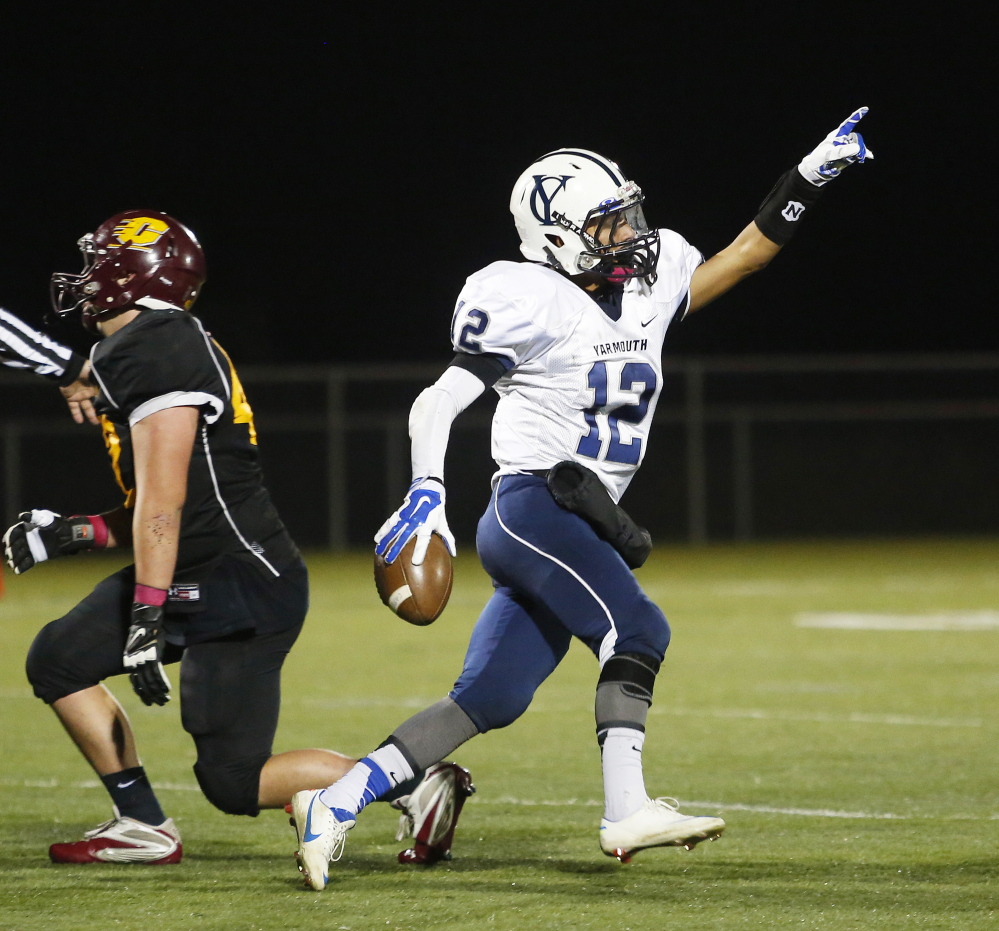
[0,307,85,384]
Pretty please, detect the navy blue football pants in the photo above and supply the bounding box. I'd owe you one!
[450,474,670,733]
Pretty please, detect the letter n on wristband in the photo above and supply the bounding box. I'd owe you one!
[754,168,825,246]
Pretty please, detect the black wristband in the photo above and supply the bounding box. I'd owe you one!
[56,352,87,388]
[754,168,825,246]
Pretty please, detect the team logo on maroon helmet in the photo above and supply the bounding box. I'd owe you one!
[111,217,170,253]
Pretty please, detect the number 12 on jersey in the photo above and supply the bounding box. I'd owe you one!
[577,361,657,465]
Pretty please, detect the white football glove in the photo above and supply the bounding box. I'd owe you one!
[374,478,457,566]
[798,107,874,186]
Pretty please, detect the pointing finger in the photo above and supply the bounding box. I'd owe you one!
[835,106,869,139]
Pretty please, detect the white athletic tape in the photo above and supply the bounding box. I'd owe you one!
[389,585,413,612]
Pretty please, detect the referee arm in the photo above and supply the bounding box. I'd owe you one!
[0,307,100,424]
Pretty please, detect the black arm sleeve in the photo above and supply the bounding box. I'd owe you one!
[449,351,511,388]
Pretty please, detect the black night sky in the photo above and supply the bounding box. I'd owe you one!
[1,4,992,367]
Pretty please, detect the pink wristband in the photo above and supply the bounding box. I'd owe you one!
[134,584,168,606]
[87,514,109,549]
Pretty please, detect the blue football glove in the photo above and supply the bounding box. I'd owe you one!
[798,106,874,186]
[375,478,457,565]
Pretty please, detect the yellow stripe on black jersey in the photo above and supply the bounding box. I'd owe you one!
[99,415,136,508]
[212,339,258,445]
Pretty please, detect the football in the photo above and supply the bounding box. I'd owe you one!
[374,532,453,626]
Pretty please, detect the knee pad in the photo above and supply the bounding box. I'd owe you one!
[193,755,267,817]
[594,652,661,742]
[25,621,83,704]
[614,605,671,660]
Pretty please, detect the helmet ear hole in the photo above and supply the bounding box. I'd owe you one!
[545,234,564,248]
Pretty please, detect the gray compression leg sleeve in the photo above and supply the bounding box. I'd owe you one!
[389,697,481,772]
[594,652,660,743]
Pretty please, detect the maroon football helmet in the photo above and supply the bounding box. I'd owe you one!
[51,210,207,330]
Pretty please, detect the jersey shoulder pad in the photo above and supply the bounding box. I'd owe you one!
[91,311,227,419]
[651,228,704,304]
[461,261,585,326]
[453,262,575,364]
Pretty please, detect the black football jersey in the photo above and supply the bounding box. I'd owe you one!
[89,308,299,582]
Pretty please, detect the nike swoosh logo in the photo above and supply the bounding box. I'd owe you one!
[117,778,139,789]
[640,315,658,327]
[303,795,323,843]
[125,628,147,651]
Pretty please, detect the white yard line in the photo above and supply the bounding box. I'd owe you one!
[649,707,983,728]
[300,698,982,728]
[5,780,993,821]
[796,611,999,630]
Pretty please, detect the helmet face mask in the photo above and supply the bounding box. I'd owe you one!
[510,149,660,285]
[50,211,207,331]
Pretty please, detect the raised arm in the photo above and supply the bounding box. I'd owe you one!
[689,107,873,314]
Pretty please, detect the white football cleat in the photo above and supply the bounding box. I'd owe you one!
[390,761,475,864]
[290,790,354,891]
[600,797,725,863]
[49,807,182,864]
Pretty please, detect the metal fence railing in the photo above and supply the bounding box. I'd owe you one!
[3,353,999,546]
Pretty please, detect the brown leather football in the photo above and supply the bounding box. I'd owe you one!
[374,532,453,626]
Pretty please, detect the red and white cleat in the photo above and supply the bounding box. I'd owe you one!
[49,808,182,864]
[391,762,475,864]
[599,797,724,862]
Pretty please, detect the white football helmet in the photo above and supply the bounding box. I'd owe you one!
[509,148,660,283]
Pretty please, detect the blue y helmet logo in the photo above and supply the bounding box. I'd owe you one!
[529,175,573,225]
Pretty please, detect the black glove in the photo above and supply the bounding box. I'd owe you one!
[123,603,172,706]
[2,509,99,575]
[547,461,653,570]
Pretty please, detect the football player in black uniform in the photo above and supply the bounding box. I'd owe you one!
[3,211,472,865]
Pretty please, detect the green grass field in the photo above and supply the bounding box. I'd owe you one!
[0,539,997,930]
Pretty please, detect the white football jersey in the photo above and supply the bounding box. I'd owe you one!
[450,229,702,501]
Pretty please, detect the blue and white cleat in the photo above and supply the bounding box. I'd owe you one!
[290,790,355,891]
[599,797,725,863]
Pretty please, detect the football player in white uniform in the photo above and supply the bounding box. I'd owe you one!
[290,109,873,889]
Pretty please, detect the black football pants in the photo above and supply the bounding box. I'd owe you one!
[26,560,307,816]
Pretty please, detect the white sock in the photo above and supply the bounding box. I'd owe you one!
[601,727,649,822]
[318,744,415,818]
